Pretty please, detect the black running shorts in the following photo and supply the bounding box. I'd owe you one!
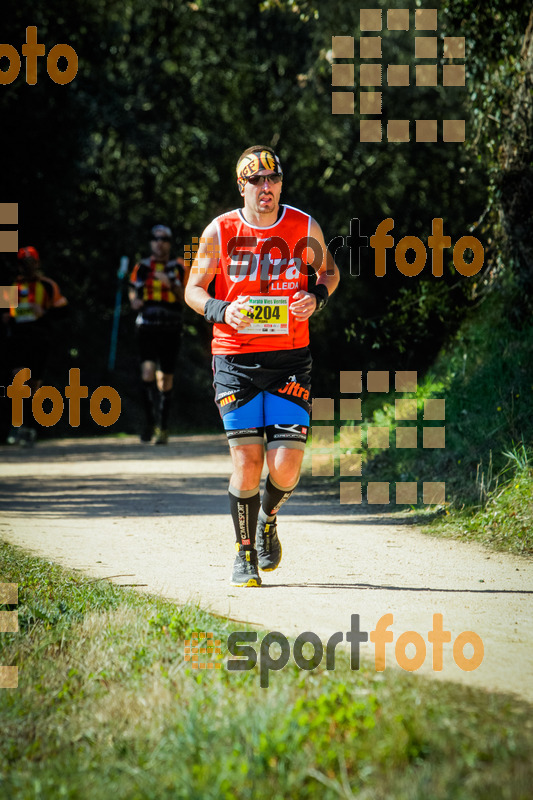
[212,347,312,449]
[136,325,182,374]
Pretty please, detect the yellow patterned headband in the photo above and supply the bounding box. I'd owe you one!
[236,149,283,191]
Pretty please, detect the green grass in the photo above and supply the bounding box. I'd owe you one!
[1,541,533,799]
[355,293,533,555]
[427,444,533,555]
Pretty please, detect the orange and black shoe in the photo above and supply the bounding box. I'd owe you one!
[231,546,262,587]
[256,518,282,571]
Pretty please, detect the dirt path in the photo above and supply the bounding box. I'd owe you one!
[1,435,532,701]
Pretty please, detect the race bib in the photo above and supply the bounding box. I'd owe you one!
[238,295,289,335]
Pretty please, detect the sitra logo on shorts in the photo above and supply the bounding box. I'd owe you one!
[278,382,310,401]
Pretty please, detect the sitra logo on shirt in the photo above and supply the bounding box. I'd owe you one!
[228,253,302,283]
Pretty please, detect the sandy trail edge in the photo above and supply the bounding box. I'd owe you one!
[1,435,532,702]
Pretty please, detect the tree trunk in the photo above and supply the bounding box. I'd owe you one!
[499,9,533,297]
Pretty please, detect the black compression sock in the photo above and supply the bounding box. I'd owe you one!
[260,474,299,522]
[141,380,157,426]
[159,389,172,430]
[228,485,260,550]
[23,395,34,428]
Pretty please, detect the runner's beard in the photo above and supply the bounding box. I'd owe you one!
[258,194,275,213]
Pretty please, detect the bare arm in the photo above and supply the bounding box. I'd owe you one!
[171,256,189,302]
[289,217,340,320]
[128,285,143,311]
[156,267,185,302]
[184,221,253,331]
[184,221,220,315]
[128,262,144,311]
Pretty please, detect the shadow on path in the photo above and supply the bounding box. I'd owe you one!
[260,582,533,594]
[0,437,419,524]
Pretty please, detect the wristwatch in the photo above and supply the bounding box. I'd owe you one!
[309,284,329,312]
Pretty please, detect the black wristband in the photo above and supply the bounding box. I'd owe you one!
[204,298,230,323]
[308,283,329,312]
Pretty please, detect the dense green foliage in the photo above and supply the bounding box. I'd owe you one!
[359,290,533,551]
[1,2,531,514]
[1,1,496,424]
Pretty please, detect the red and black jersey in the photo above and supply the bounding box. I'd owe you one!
[10,276,68,324]
[212,205,312,355]
[129,257,185,327]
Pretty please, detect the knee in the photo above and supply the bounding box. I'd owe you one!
[267,449,303,488]
[141,364,156,382]
[231,446,264,488]
[160,375,173,393]
[270,466,300,488]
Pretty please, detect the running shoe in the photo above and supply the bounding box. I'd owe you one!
[18,427,37,448]
[140,424,154,442]
[231,546,262,587]
[256,517,282,571]
[6,427,19,445]
[154,427,169,445]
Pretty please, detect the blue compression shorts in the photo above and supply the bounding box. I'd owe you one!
[212,348,312,449]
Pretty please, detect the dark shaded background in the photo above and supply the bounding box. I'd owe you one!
[1,0,530,438]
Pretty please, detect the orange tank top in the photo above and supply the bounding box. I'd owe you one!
[212,205,312,354]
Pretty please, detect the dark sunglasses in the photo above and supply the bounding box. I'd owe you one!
[247,173,282,186]
[152,236,171,242]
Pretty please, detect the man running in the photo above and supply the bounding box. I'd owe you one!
[129,225,187,444]
[5,247,68,446]
[185,145,339,586]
